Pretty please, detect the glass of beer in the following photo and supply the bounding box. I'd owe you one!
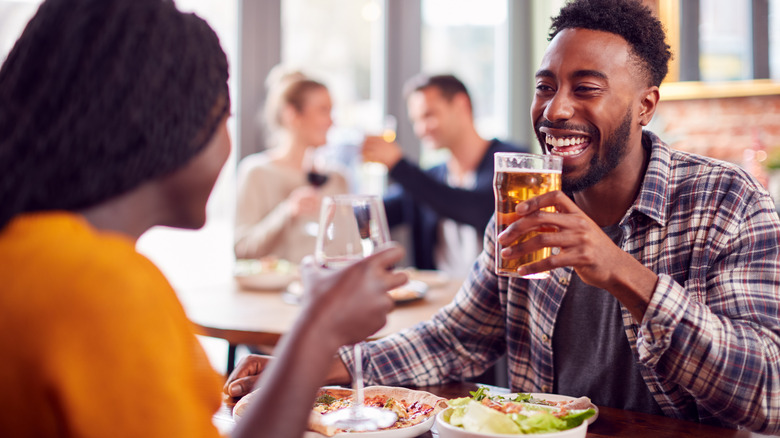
[493,153,562,279]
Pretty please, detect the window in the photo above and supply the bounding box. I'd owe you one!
[421,0,509,145]
[282,0,385,144]
[658,0,780,99]
[699,0,753,81]
[672,0,778,82]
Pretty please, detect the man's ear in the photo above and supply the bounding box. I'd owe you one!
[280,103,298,128]
[638,86,660,126]
[452,92,472,116]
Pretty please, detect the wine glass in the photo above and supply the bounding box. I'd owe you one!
[305,146,330,188]
[314,194,397,431]
[303,147,329,236]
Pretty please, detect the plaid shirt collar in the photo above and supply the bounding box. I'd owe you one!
[630,130,670,227]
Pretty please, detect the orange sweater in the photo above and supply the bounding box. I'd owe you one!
[0,212,223,437]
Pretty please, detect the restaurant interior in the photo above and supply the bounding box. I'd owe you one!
[1,0,778,373]
[1,1,779,435]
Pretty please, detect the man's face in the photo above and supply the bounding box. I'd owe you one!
[406,87,461,150]
[530,28,646,193]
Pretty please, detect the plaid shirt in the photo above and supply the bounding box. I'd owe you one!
[341,131,780,432]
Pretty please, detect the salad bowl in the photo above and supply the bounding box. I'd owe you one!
[435,389,594,438]
[436,409,587,438]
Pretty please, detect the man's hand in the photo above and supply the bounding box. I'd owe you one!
[362,135,403,169]
[224,354,272,399]
[497,191,658,320]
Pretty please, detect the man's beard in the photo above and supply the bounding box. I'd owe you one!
[562,107,633,193]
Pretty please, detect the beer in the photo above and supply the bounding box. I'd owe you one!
[493,153,562,279]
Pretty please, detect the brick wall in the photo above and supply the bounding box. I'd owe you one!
[648,94,780,202]
[650,95,780,167]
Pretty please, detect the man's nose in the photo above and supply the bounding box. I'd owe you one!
[543,91,575,123]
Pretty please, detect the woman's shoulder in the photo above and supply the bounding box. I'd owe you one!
[237,151,298,181]
[0,213,173,327]
[237,151,276,172]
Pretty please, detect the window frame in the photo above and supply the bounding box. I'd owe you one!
[656,0,780,100]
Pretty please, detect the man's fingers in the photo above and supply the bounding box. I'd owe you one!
[227,375,260,398]
[516,190,575,215]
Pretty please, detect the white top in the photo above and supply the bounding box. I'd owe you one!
[433,170,482,277]
[233,152,349,263]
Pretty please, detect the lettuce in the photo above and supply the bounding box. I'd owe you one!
[560,408,596,429]
[510,412,565,434]
[450,400,522,434]
[443,388,596,435]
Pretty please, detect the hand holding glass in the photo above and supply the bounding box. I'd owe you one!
[493,153,562,279]
[314,194,397,431]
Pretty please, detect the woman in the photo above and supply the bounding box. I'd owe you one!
[0,1,405,437]
[234,70,350,263]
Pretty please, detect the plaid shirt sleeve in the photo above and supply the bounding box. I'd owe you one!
[633,137,780,433]
[339,249,508,387]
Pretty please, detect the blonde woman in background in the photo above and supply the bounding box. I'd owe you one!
[234,69,349,263]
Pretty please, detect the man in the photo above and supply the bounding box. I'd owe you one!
[227,0,780,432]
[363,74,526,275]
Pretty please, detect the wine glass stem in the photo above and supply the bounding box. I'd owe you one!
[353,342,364,407]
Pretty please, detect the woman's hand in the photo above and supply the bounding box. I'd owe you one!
[287,185,322,218]
[299,244,408,348]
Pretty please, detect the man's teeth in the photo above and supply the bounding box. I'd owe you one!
[546,135,588,156]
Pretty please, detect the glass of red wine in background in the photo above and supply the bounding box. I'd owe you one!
[304,146,330,187]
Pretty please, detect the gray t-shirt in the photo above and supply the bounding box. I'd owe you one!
[552,224,664,415]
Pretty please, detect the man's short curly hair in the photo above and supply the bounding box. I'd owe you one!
[549,0,672,87]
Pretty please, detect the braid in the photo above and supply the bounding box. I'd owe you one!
[0,0,229,229]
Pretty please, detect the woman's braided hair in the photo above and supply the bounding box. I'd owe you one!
[0,0,230,229]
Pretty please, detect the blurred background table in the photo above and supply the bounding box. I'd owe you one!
[176,273,462,374]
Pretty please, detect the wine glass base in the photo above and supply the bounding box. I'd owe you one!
[320,405,397,432]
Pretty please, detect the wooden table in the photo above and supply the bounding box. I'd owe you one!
[214,382,772,437]
[176,274,462,374]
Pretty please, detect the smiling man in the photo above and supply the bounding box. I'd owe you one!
[227,0,780,432]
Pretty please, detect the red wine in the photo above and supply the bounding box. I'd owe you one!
[307,171,329,187]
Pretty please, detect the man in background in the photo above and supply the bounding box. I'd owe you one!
[363,74,526,276]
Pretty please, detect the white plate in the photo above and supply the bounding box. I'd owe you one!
[435,393,597,438]
[436,410,588,438]
[235,271,298,290]
[234,386,443,438]
[388,280,429,304]
[285,280,430,305]
[403,269,450,288]
[234,258,299,291]
[303,415,435,438]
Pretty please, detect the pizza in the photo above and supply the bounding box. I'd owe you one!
[233,385,447,436]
